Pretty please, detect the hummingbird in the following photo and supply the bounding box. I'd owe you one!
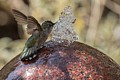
[12,9,54,61]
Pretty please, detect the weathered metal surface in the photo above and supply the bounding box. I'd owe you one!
[0,41,120,80]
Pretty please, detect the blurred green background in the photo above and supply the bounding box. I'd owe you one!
[0,0,120,69]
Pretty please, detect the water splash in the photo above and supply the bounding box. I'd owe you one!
[52,6,79,44]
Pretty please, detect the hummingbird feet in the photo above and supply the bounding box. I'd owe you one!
[20,46,38,61]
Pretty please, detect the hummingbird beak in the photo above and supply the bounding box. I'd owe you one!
[54,22,57,24]
[53,22,57,26]
[50,22,55,26]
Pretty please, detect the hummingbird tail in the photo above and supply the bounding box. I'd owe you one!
[20,47,38,61]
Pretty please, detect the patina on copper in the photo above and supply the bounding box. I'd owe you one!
[0,41,120,80]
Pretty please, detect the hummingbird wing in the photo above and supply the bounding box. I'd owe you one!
[12,9,27,25]
[12,9,43,34]
[27,16,43,34]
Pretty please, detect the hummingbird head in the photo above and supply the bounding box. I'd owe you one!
[42,21,54,34]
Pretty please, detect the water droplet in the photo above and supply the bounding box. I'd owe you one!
[52,6,79,44]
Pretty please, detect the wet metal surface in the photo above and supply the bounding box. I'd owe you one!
[0,41,120,80]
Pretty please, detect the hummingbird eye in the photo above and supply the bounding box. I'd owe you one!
[42,21,54,31]
[47,24,52,28]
